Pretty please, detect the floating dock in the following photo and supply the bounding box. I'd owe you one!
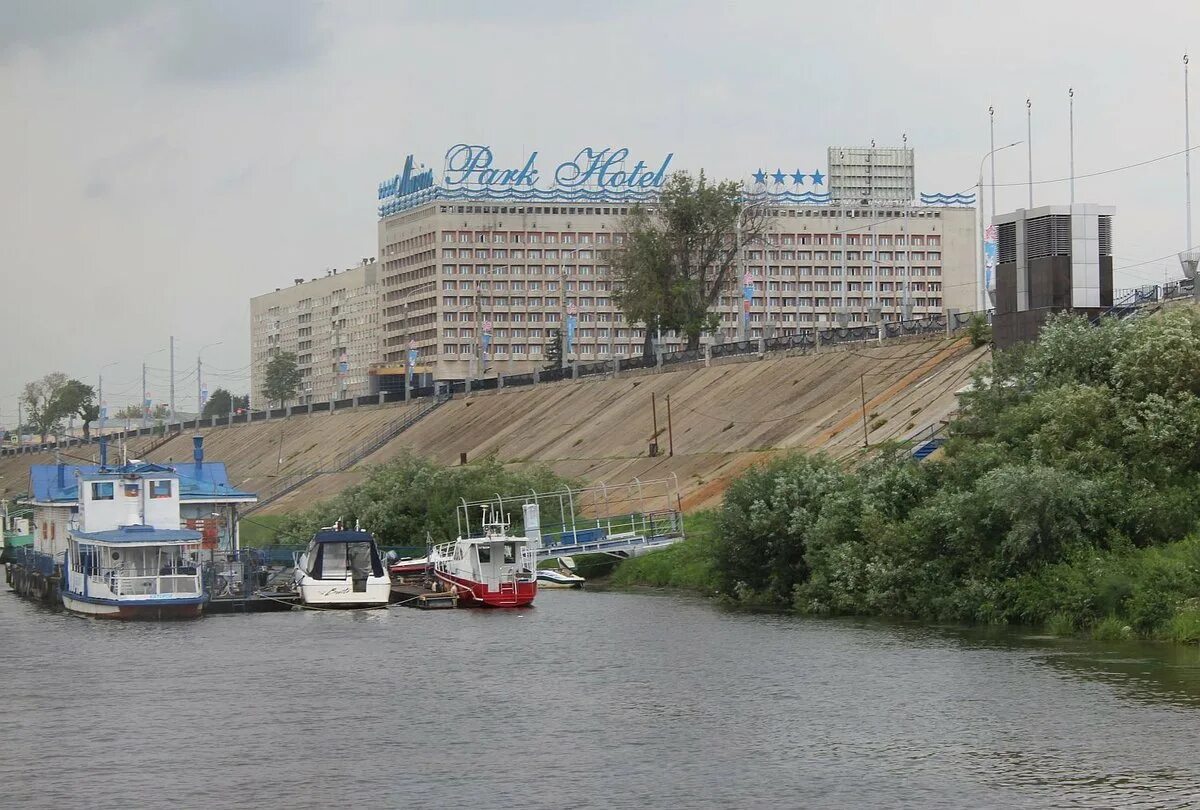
[390,581,458,610]
[206,590,301,614]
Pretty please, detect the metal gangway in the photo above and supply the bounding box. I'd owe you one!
[454,476,686,561]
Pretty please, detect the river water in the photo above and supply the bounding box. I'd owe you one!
[3,588,1200,809]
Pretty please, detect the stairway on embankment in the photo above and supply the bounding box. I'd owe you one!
[0,336,987,513]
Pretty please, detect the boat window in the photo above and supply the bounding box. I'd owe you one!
[124,483,140,498]
[477,544,491,564]
[319,544,349,578]
[91,482,114,500]
[149,480,172,499]
[504,543,516,564]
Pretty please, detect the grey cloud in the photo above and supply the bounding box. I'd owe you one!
[0,0,156,54]
[152,0,327,83]
[82,178,112,199]
[1,0,326,83]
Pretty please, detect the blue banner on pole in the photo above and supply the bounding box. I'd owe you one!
[566,314,577,353]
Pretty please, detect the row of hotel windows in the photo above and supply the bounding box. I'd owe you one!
[435,277,940,302]
[438,231,618,246]
[410,230,945,249]
[439,246,940,261]
[430,289,944,325]
[437,264,944,278]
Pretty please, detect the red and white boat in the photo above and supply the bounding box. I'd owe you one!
[431,506,536,607]
[387,555,429,578]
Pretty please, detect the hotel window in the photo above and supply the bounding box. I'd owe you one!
[150,480,172,499]
[91,482,114,501]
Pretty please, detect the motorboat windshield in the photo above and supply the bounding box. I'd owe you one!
[304,530,385,580]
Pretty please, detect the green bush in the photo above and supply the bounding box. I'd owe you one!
[697,307,1200,641]
[965,313,992,348]
[276,451,573,547]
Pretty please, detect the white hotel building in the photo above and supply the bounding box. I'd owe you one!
[253,144,979,391]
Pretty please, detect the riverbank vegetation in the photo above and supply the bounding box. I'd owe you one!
[622,308,1200,641]
[266,453,571,547]
[609,510,720,592]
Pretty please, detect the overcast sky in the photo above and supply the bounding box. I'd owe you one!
[2,0,1197,423]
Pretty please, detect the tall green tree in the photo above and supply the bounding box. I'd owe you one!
[614,171,766,356]
[21,372,68,442]
[202,388,250,419]
[543,328,564,370]
[264,351,302,407]
[57,379,99,440]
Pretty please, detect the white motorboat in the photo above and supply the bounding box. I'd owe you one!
[536,567,586,588]
[294,526,391,608]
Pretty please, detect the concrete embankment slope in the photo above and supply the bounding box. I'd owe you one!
[0,402,431,503]
[0,336,985,512]
[268,336,985,513]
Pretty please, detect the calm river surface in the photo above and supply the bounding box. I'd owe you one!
[3,587,1200,809]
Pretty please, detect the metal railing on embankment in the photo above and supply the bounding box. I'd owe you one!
[1,310,988,460]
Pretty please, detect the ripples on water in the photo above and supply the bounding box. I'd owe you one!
[2,589,1199,809]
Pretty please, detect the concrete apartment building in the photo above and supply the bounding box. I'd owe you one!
[249,259,381,408]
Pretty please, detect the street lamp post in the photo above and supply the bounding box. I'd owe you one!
[142,348,166,428]
[197,342,223,419]
[977,140,1023,311]
[98,361,118,435]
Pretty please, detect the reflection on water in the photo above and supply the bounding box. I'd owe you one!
[2,587,1199,809]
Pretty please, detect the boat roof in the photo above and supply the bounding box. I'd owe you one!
[460,533,527,544]
[312,529,377,544]
[73,524,203,545]
[29,462,256,505]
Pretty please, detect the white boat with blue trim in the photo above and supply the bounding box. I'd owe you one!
[7,435,258,619]
[294,525,391,608]
[61,465,207,619]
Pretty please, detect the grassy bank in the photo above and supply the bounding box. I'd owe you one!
[238,514,289,547]
[609,510,720,593]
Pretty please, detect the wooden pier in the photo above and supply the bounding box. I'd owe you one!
[390,581,458,610]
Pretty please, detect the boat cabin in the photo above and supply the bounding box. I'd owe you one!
[27,436,256,559]
[300,530,386,589]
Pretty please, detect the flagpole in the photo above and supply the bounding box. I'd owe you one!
[989,106,996,214]
[1186,54,1193,252]
[1026,98,1033,208]
[1069,88,1075,205]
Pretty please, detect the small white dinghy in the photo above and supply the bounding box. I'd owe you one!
[294,524,391,608]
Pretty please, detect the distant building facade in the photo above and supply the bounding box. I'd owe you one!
[250,259,381,408]
[247,143,980,386]
[992,204,1115,348]
[376,144,976,381]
